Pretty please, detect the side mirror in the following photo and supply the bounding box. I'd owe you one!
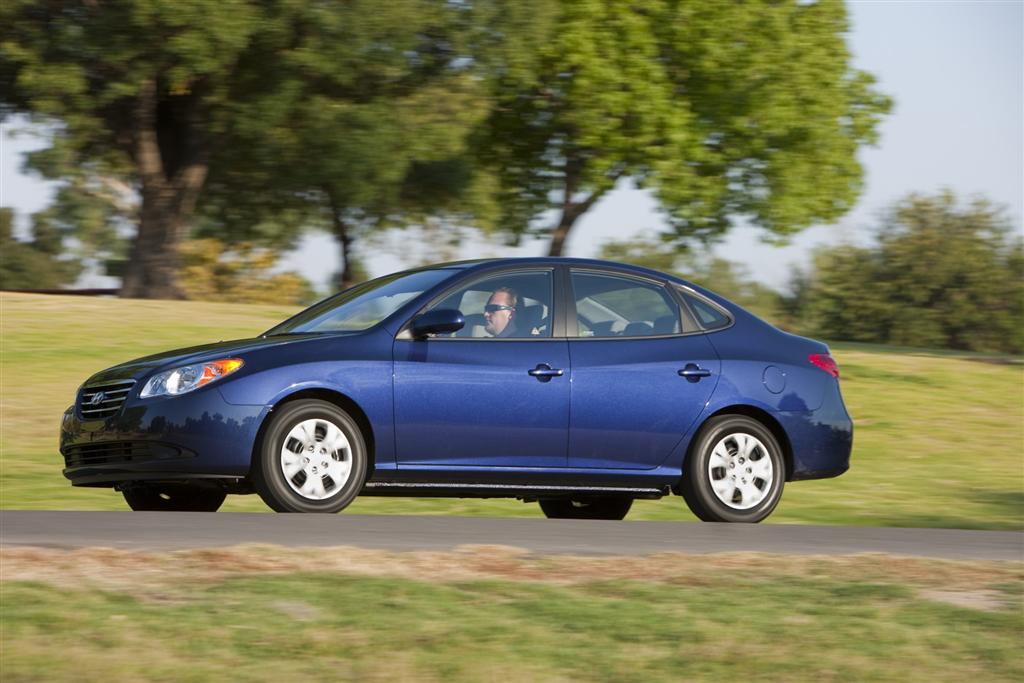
[410,309,465,339]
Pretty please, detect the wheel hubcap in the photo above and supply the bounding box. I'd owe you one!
[707,432,774,510]
[280,418,352,501]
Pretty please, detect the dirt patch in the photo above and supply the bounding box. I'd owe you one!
[918,589,1016,612]
[270,599,324,621]
[1,545,1020,600]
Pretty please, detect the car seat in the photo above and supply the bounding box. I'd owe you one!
[622,321,654,337]
[653,315,679,335]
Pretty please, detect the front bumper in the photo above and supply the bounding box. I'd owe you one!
[60,386,267,487]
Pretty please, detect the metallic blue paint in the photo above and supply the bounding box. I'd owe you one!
[61,387,266,483]
[59,257,852,499]
[567,335,720,469]
[393,339,571,467]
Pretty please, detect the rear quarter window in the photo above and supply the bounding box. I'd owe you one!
[678,289,732,331]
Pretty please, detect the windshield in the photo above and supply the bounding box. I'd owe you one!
[264,268,456,335]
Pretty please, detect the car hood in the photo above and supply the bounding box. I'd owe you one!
[83,333,332,386]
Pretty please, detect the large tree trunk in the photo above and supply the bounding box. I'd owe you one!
[548,210,577,257]
[547,161,615,257]
[121,80,209,299]
[548,191,604,257]
[326,190,356,292]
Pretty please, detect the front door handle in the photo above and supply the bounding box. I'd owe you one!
[678,363,712,382]
[528,363,564,382]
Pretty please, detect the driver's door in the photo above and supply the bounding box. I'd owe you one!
[392,268,570,468]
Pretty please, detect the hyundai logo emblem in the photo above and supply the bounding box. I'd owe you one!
[88,392,106,406]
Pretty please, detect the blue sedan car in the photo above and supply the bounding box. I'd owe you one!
[60,258,852,522]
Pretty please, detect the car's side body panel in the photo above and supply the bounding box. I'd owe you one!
[214,330,397,466]
[392,338,571,468]
[701,323,830,413]
[566,335,720,469]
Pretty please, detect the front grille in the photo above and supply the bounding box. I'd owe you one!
[78,380,136,419]
[62,441,190,468]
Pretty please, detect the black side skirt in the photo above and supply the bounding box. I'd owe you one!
[360,481,670,500]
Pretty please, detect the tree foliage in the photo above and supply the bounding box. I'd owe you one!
[1,0,551,297]
[17,1,275,293]
[0,0,277,297]
[481,0,891,255]
[200,1,510,290]
[177,238,315,305]
[600,234,781,321]
[787,192,1024,353]
[200,0,553,291]
[0,208,82,289]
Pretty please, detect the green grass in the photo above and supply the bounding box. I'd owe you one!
[2,292,1022,528]
[2,557,1021,682]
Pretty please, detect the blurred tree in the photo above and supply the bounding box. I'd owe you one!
[480,0,891,255]
[0,208,82,289]
[1,0,549,297]
[0,0,275,298]
[200,0,553,291]
[26,152,136,278]
[177,238,315,305]
[600,234,782,321]
[788,192,1024,353]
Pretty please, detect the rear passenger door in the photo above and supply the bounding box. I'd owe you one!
[566,269,720,469]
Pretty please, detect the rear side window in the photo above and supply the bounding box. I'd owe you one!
[570,271,681,338]
[678,289,732,331]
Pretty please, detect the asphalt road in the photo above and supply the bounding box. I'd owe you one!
[1,511,1021,560]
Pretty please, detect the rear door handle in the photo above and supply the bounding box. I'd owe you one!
[678,363,712,382]
[528,363,564,382]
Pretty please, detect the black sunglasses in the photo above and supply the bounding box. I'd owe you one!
[484,304,515,313]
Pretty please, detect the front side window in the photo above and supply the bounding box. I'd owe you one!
[265,268,456,335]
[427,270,554,339]
[571,271,681,338]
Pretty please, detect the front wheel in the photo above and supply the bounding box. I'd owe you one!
[680,415,785,523]
[252,399,368,513]
[122,483,226,512]
[539,497,633,520]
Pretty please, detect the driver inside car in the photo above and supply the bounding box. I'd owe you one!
[483,287,519,338]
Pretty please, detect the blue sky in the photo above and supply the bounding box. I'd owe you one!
[2,0,1021,292]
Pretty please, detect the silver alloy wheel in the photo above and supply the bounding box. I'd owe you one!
[707,432,774,510]
[279,418,353,501]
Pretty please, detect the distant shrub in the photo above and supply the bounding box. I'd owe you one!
[786,192,1023,354]
[178,239,316,306]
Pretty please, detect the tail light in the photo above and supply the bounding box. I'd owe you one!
[808,353,839,378]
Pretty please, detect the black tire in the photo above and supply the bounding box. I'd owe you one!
[680,415,785,523]
[538,497,633,520]
[252,399,368,513]
[122,483,227,512]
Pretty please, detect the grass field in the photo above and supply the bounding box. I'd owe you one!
[2,292,1022,528]
[1,546,1021,682]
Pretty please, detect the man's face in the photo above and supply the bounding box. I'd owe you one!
[484,291,514,336]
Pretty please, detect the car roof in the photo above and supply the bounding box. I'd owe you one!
[446,256,692,285]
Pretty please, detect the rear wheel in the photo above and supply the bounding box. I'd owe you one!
[538,497,633,520]
[122,484,226,512]
[253,399,368,513]
[680,415,785,523]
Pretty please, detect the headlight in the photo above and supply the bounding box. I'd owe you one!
[140,358,244,398]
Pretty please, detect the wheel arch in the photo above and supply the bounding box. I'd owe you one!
[251,388,376,478]
[686,405,794,481]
